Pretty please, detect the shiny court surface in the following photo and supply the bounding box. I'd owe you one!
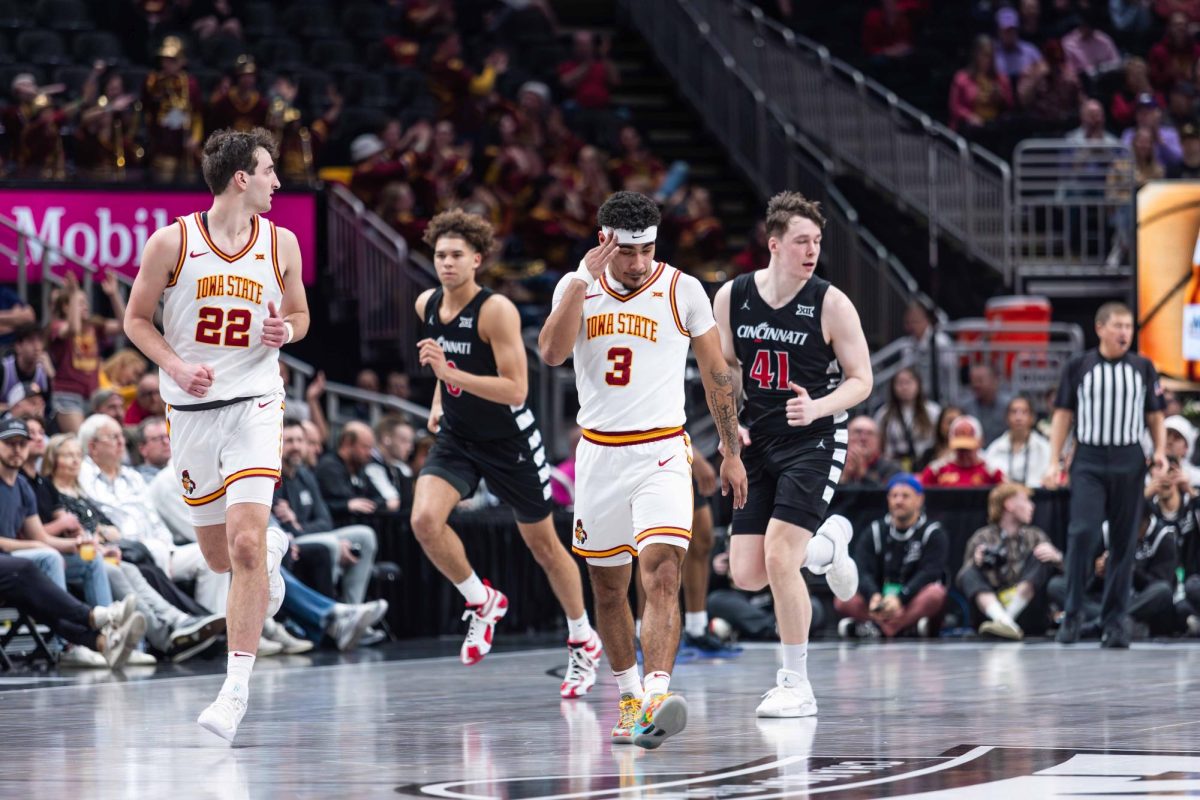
[6,639,1200,799]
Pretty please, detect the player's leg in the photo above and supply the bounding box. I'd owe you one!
[638,542,687,677]
[586,560,642,742]
[758,517,819,717]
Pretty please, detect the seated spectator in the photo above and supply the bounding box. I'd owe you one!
[921,415,1005,488]
[1167,80,1199,127]
[275,419,379,605]
[840,415,902,488]
[1062,8,1122,78]
[608,125,665,190]
[1164,416,1200,485]
[994,7,1043,89]
[1110,1,1157,50]
[874,367,940,471]
[1169,122,1200,177]
[896,300,953,395]
[6,382,46,424]
[835,473,948,638]
[99,349,147,410]
[368,415,415,517]
[1148,11,1200,91]
[961,362,1012,445]
[386,371,411,402]
[302,420,325,469]
[124,374,165,426]
[958,483,1062,639]
[0,324,50,411]
[1111,58,1163,130]
[916,404,964,471]
[0,554,143,668]
[1065,98,1120,144]
[862,0,917,64]
[950,35,1014,132]
[316,421,389,528]
[556,31,620,143]
[90,389,127,424]
[49,272,124,433]
[134,417,171,481]
[1127,123,1170,182]
[1017,40,1083,129]
[732,221,770,274]
[984,396,1052,487]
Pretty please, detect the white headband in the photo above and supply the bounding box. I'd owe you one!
[603,225,657,245]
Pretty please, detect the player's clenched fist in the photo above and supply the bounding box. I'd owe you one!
[171,362,214,398]
[417,338,450,380]
[262,301,289,348]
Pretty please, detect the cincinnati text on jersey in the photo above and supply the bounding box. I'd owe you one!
[436,337,472,355]
[585,312,659,343]
[737,322,810,345]
[194,273,266,305]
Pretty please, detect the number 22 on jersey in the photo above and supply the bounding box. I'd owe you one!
[195,306,252,348]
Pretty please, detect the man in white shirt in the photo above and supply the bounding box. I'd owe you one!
[984,396,1052,488]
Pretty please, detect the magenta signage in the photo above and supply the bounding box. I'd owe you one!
[0,189,317,284]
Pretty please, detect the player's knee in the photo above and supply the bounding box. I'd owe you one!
[764,541,804,579]
[730,563,768,592]
[410,507,444,542]
[641,557,681,596]
[228,532,264,571]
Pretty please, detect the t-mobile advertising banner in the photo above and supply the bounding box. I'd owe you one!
[0,189,317,284]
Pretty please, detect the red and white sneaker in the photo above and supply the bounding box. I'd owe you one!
[560,632,603,698]
[460,581,508,665]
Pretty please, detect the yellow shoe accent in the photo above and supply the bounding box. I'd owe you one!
[611,694,642,743]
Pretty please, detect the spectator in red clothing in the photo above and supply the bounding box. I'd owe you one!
[608,124,665,189]
[1156,0,1200,23]
[862,0,916,61]
[1017,39,1083,129]
[920,415,1005,488]
[949,36,1013,132]
[1148,12,1200,91]
[123,374,165,426]
[733,221,770,273]
[1111,57,1164,130]
[672,187,726,271]
[48,272,124,434]
[557,31,620,110]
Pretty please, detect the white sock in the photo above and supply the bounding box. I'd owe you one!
[1005,595,1028,621]
[781,643,808,682]
[567,613,593,642]
[613,664,642,697]
[684,611,708,638]
[634,618,642,639]
[222,651,255,698]
[982,597,1016,627]
[454,572,489,606]
[803,536,835,570]
[643,670,670,699]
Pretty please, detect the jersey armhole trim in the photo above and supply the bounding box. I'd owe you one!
[166,217,187,288]
[269,221,285,292]
[668,270,690,337]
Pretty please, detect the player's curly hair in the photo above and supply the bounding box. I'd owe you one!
[764,191,826,239]
[597,191,661,232]
[201,127,278,196]
[423,208,495,257]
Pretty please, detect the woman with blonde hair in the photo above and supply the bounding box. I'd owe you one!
[99,348,147,410]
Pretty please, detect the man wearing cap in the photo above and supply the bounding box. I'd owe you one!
[207,55,269,134]
[994,7,1044,88]
[5,382,45,423]
[1121,93,1182,167]
[920,415,1005,488]
[0,325,49,409]
[142,36,203,181]
[835,474,948,639]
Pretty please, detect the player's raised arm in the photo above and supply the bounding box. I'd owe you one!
[538,232,619,366]
[124,222,214,399]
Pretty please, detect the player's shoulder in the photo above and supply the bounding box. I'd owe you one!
[478,289,520,325]
[143,217,186,261]
[415,287,437,316]
[267,220,300,248]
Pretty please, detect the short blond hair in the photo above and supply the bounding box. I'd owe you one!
[987,482,1032,524]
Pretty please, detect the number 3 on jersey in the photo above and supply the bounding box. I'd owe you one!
[749,349,789,390]
[195,306,252,348]
[606,347,632,386]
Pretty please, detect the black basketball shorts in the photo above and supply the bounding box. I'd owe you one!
[421,428,554,524]
[731,430,846,535]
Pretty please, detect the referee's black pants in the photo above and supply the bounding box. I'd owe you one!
[1063,444,1146,629]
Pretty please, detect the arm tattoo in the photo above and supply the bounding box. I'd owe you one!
[708,367,740,456]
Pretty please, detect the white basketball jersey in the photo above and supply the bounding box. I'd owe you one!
[559,262,713,432]
[159,212,285,406]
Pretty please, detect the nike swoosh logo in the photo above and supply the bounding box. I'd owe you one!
[658,456,675,467]
[585,293,602,299]
[258,401,272,408]
[189,250,210,258]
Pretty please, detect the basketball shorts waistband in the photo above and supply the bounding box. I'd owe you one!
[580,426,685,447]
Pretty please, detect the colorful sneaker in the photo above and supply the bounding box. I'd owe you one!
[460,581,508,665]
[611,693,642,744]
[632,693,688,750]
[560,632,603,698]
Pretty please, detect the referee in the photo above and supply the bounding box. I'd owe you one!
[1043,302,1166,647]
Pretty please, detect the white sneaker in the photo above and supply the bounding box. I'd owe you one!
[59,645,110,668]
[265,527,288,617]
[560,631,603,698]
[262,618,314,655]
[327,603,374,652]
[813,515,858,601]
[461,582,508,665]
[979,619,1023,640]
[198,690,248,743]
[95,594,138,629]
[365,599,389,628]
[756,670,818,718]
[127,649,158,666]
[101,611,147,669]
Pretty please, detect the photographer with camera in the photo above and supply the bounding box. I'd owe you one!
[834,473,948,638]
[958,483,1062,640]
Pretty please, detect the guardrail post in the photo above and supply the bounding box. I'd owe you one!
[16,233,26,305]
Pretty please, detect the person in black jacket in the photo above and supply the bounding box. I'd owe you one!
[833,473,948,638]
[276,419,378,604]
[315,421,390,529]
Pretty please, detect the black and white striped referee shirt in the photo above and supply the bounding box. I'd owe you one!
[1053,349,1165,447]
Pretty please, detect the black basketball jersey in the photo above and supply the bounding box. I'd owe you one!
[423,287,526,441]
[730,272,845,438]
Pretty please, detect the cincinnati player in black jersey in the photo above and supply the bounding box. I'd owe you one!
[713,192,873,718]
[412,210,600,698]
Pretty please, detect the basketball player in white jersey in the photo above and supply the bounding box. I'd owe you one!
[125,128,308,742]
[539,191,747,750]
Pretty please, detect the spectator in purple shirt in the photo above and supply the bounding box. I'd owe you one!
[1062,9,1122,78]
[994,6,1044,90]
[1122,92,1183,167]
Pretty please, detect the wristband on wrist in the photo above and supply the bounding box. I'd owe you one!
[284,321,294,344]
[569,261,594,285]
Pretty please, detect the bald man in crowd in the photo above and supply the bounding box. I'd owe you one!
[315,421,390,528]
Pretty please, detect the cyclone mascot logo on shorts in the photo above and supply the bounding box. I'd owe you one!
[181,470,197,496]
[574,520,587,545]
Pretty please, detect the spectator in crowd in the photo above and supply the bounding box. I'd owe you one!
[124,373,165,426]
[984,395,1053,488]
[1110,0,1157,51]
[75,65,141,179]
[950,35,1014,133]
[1128,123,1170,183]
[99,349,147,410]
[958,483,1062,640]
[207,55,268,134]
[90,389,126,423]
[1017,39,1083,129]
[1164,416,1200,485]
[1062,8,1123,77]
[1122,94,1183,167]
[0,324,50,409]
[302,420,325,469]
[316,421,389,528]
[368,415,415,517]
[961,362,1011,445]
[6,382,46,424]
[875,367,940,471]
[917,404,964,471]
[732,221,770,274]
[921,415,1005,488]
[277,364,329,441]
[862,0,917,64]
[0,290,35,351]
[896,301,953,395]
[1111,58,1163,130]
[1017,0,1047,44]
[835,473,949,638]
[556,31,620,142]
[48,272,125,433]
[275,419,379,605]
[1169,122,1200,177]
[994,7,1044,89]
[1148,11,1200,91]
[1066,98,1120,144]
[142,36,203,182]
[134,417,170,481]
[1166,80,1199,127]
[608,124,665,190]
[385,371,411,402]
[840,415,902,488]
